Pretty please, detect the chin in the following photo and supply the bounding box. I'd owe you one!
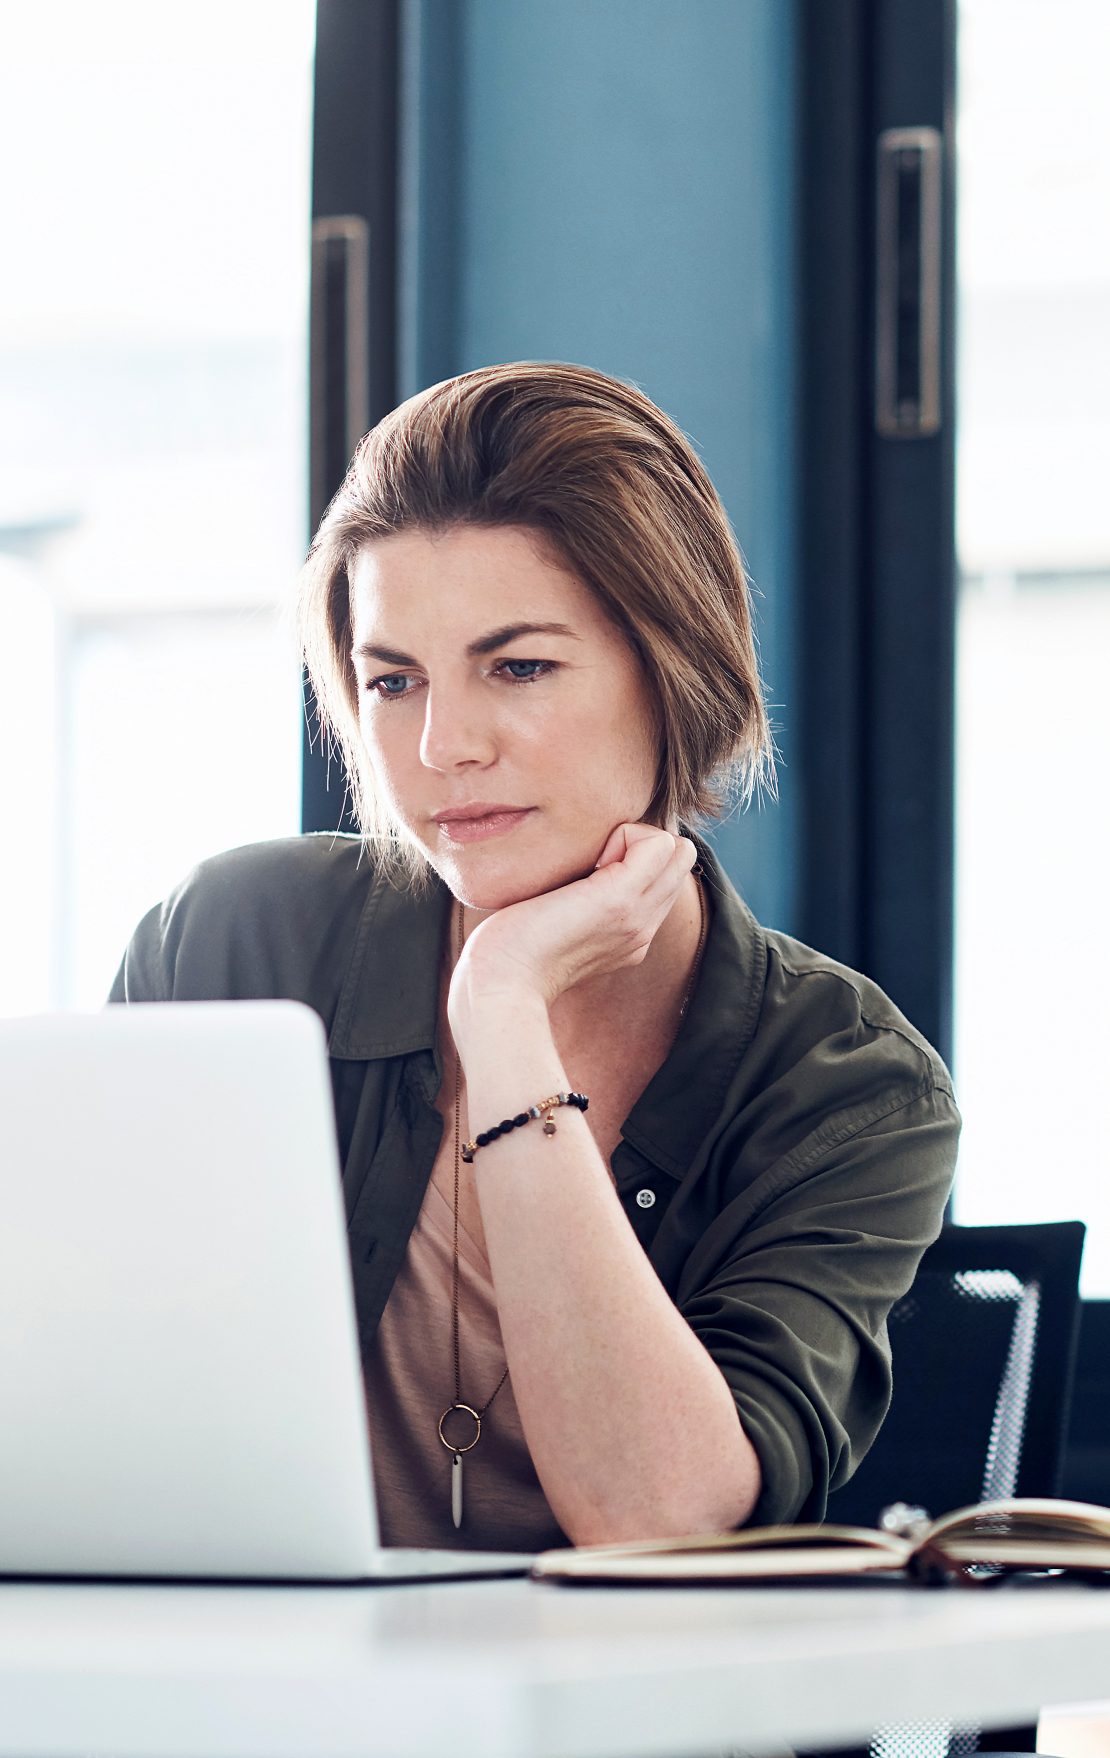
[431,843,598,914]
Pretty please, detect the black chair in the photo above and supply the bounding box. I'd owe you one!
[819,1220,1087,1758]
[827,1221,1086,1527]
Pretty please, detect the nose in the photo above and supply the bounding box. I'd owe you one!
[418,682,498,773]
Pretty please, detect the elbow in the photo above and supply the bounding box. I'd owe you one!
[558,1446,762,1548]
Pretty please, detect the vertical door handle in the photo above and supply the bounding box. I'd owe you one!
[310,216,370,526]
[875,127,943,438]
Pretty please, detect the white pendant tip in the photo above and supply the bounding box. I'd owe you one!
[451,1452,463,1530]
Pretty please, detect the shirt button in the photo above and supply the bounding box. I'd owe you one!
[635,1188,656,1209]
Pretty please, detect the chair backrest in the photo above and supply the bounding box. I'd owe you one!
[825,1221,1086,1528]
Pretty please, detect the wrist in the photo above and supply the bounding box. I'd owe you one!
[447,976,551,1056]
[460,1089,589,1163]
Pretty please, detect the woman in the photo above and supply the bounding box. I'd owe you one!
[111,362,959,1553]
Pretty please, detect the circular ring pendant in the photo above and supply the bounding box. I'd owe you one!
[437,1401,482,1455]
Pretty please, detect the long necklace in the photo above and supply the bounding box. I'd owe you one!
[436,869,707,1532]
[437,898,510,1531]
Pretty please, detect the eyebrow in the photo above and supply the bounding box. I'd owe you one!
[351,621,582,665]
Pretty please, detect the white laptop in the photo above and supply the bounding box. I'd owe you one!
[0,1001,533,1583]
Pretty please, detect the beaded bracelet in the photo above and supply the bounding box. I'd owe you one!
[460,1090,589,1163]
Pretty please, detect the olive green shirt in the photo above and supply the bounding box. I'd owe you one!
[109,831,959,1527]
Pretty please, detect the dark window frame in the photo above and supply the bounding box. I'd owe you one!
[303,0,400,836]
[796,0,957,1070]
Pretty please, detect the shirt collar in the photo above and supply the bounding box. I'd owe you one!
[328,832,767,1182]
[329,863,450,1061]
[618,832,767,1182]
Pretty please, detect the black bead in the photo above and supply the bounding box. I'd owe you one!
[500,1118,514,1133]
[514,1112,529,1127]
[476,1131,490,1147]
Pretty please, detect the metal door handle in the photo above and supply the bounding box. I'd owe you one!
[310,216,370,525]
[875,127,943,438]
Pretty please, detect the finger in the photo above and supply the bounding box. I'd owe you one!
[593,819,666,869]
[675,834,698,874]
[627,833,698,914]
[615,825,688,895]
[593,823,631,870]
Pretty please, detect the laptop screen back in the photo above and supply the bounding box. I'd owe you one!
[0,1001,380,1579]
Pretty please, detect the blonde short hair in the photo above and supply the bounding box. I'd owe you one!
[296,361,774,880]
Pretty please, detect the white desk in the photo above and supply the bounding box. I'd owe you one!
[2,1575,1109,1758]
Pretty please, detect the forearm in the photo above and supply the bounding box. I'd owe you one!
[458,994,761,1545]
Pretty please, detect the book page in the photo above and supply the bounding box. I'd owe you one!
[929,1498,1110,1549]
[532,1525,913,1582]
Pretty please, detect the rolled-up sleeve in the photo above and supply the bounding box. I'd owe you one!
[673,1079,959,1525]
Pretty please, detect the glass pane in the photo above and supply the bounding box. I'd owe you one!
[954,0,1110,1293]
[0,0,314,1012]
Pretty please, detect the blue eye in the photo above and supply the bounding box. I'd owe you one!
[369,674,413,698]
[497,659,553,682]
[364,659,555,700]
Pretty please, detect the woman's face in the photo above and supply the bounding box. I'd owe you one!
[348,524,661,911]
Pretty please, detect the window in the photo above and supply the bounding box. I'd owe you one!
[0,1,315,1012]
[953,0,1110,1292]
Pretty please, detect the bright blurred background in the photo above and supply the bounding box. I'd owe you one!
[952,0,1110,1288]
[0,1,312,1013]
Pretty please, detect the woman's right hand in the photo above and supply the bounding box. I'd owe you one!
[446,821,697,1028]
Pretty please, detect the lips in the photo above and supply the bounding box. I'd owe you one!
[432,803,528,824]
[431,804,536,844]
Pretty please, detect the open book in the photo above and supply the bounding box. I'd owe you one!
[531,1498,1110,1587]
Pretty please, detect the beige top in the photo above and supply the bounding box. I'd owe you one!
[363,1138,567,1553]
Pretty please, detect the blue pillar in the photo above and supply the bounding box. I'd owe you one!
[400,0,798,930]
